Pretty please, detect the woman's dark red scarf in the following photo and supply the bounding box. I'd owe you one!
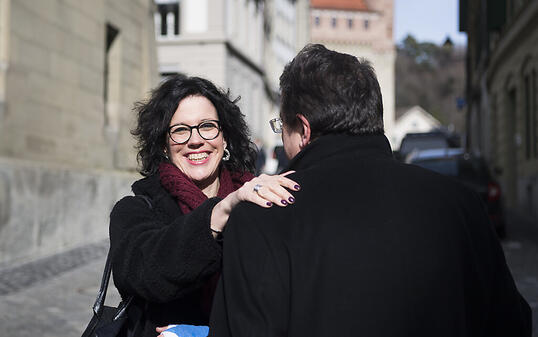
[159,161,254,214]
[158,161,254,316]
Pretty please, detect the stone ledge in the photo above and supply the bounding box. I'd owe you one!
[0,157,137,266]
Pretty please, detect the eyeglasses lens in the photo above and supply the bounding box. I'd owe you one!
[270,118,282,133]
[169,121,220,144]
[198,121,220,140]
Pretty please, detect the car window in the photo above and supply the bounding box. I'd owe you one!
[413,158,458,176]
[400,137,449,155]
[413,156,489,183]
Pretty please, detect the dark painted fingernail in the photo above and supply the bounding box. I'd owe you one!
[288,197,295,203]
[281,199,288,205]
[294,185,301,190]
[266,202,273,206]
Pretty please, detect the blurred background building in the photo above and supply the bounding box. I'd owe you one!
[154,0,310,158]
[0,0,158,266]
[310,0,396,146]
[459,0,538,220]
[392,105,441,150]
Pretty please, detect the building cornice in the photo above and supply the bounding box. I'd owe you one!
[157,35,265,75]
[156,34,278,103]
[311,38,395,54]
[225,41,264,76]
[311,8,379,19]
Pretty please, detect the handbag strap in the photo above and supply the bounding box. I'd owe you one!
[92,194,153,317]
[92,249,114,315]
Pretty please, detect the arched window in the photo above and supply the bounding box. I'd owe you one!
[521,56,537,160]
[156,0,180,37]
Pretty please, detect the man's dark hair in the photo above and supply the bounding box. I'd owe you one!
[279,44,384,138]
[132,75,257,176]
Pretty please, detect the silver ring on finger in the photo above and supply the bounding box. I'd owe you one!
[253,184,263,193]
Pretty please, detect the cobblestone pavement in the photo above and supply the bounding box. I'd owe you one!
[0,240,119,337]
[0,240,109,295]
[0,215,536,337]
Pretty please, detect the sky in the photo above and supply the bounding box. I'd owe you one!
[394,0,467,46]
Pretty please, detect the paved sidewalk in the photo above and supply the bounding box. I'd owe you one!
[0,240,109,295]
[502,212,538,336]
[0,241,120,337]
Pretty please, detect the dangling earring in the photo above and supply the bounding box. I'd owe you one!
[164,150,169,161]
[222,148,230,161]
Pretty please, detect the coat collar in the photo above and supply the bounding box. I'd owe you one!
[286,133,393,171]
[132,173,165,199]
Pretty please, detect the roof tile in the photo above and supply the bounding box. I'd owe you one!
[311,0,369,11]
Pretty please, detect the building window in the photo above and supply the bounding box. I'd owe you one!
[331,17,337,28]
[156,1,180,37]
[347,18,353,29]
[507,0,515,19]
[531,69,538,158]
[364,19,369,30]
[314,16,320,26]
[160,72,180,82]
[524,69,538,160]
[524,74,532,159]
[490,93,498,163]
[104,23,119,127]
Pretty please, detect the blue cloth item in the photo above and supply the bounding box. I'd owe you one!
[162,324,209,337]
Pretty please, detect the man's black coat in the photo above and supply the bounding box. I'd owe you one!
[209,134,531,337]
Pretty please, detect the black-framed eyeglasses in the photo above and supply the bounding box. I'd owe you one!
[168,120,221,144]
[269,118,282,133]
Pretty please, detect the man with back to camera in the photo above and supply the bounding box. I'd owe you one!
[208,44,532,337]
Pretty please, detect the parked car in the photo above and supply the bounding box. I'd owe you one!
[407,148,506,238]
[396,131,460,162]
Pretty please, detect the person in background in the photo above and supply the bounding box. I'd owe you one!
[209,44,532,337]
[253,138,266,175]
[109,75,299,337]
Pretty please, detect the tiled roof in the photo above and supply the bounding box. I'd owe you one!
[311,0,369,11]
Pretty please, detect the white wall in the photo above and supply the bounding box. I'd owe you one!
[392,107,441,150]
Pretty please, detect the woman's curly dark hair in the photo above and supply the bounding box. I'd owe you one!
[132,75,257,176]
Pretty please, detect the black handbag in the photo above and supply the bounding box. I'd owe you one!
[81,249,133,337]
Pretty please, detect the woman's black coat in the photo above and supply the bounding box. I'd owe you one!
[109,174,222,337]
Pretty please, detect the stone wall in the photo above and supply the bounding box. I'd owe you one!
[1,0,157,169]
[486,4,538,217]
[0,0,157,266]
[0,158,137,266]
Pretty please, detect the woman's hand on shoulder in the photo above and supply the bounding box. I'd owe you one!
[235,171,300,208]
[210,171,300,234]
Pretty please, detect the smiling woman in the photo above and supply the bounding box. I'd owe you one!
[166,96,226,196]
[108,75,301,337]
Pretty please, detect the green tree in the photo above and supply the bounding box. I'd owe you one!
[395,34,466,132]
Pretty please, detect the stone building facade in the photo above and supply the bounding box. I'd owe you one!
[154,0,309,153]
[460,0,538,220]
[0,0,158,265]
[155,0,266,138]
[310,0,396,146]
[262,0,310,147]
